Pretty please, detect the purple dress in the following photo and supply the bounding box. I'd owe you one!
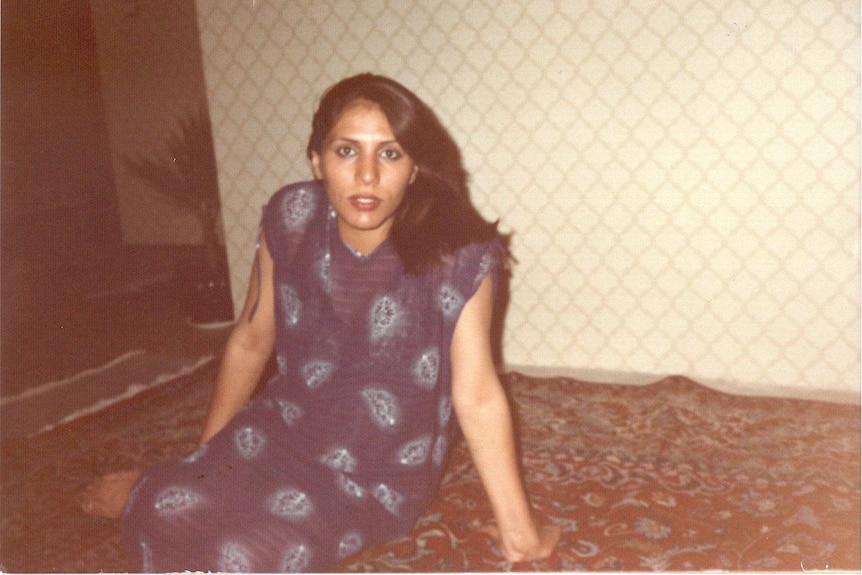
[120,181,503,572]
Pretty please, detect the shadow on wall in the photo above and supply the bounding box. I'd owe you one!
[123,104,233,326]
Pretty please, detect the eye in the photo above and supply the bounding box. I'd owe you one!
[379,148,402,160]
[335,146,356,158]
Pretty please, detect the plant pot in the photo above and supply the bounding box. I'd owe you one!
[179,257,234,325]
[188,274,233,325]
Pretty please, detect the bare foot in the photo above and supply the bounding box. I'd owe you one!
[81,470,143,519]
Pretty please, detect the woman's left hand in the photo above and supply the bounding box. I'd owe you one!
[480,520,562,564]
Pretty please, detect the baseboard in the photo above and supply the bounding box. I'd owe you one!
[503,364,861,405]
[0,352,216,439]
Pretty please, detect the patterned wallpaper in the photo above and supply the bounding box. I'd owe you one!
[195,0,860,399]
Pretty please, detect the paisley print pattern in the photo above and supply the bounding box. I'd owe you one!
[218,541,253,573]
[280,543,311,573]
[431,434,447,467]
[182,444,207,463]
[336,473,367,499]
[438,284,465,319]
[319,447,357,473]
[277,400,303,426]
[373,483,405,516]
[300,359,334,389]
[438,395,452,427]
[280,187,316,229]
[411,348,439,389]
[368,295,404,342]
[113,181,503,572]
[268,487,314,521]
[361,388,401,430]
[153,486,204,515]
[317,251,333,294]
[233,426,266,460]
[139,540,155,573]
[337,531,364,559]
[279,284,302,327]
[396,435,432,466]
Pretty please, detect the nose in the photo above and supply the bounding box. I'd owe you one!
[357,153,378,185]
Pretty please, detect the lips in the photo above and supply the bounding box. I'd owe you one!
[349,195,382,211]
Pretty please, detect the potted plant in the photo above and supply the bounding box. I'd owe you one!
[123,104,232,324]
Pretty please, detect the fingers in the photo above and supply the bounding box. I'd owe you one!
[479,520,561,564]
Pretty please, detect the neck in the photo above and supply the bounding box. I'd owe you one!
[336,220,390,257]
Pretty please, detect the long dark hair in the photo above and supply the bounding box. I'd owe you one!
[307,73,508,274]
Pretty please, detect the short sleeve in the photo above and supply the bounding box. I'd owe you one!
[248,180,324,321]
[261,180,325,259]
[449,238,506,307]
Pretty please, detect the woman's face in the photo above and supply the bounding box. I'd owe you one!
[311,99,418,256]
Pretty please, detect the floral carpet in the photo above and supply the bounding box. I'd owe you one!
[1,368,858,572]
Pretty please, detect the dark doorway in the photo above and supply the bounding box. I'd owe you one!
[1,0,232,397]
[2,0,124,394]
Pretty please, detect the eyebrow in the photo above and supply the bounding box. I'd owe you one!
[330,136,401,147]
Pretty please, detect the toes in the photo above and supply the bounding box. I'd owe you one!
[79,489,98,515]
[78,471,142,519]
[79,477,109,515]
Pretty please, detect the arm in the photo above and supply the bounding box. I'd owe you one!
[198,233,277,445]
[450,274,560,562]
[82,236,277,519]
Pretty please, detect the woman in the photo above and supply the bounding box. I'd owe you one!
[83,73,560,572]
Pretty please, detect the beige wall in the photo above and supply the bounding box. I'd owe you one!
[196,1,860,400]
[91,0,210,244]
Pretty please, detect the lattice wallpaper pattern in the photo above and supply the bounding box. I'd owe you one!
[195,0,860,397]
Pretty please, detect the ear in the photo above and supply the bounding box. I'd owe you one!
[311,151,323,180]
[409,163,419,185]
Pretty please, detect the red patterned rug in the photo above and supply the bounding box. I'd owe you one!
[1,368,859,572]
